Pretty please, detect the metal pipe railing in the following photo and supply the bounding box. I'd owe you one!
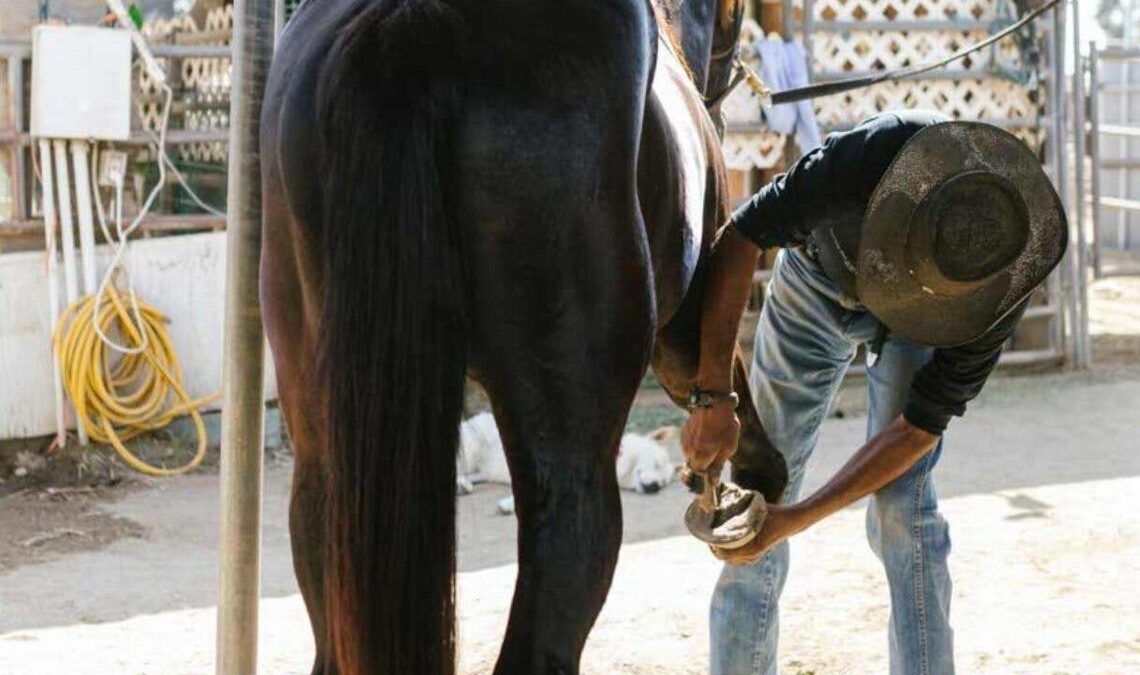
[1099,124,1140,137]
[1097,195,1140,212]
[1098,48,1140,59]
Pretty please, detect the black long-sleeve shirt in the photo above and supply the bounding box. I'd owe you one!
[730,110,1024,435]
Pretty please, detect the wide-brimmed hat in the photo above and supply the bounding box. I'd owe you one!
[848,122,1067,347]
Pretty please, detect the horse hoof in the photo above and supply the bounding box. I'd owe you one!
[684,479,767,549]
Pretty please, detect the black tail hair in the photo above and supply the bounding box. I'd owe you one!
[315,2,467,672]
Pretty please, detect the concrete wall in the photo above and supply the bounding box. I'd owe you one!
[0,231,276,440]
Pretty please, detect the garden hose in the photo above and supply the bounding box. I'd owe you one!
[53,284,220,476]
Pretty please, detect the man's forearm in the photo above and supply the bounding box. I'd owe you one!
[696,226,762,393]
[790,417,939,534]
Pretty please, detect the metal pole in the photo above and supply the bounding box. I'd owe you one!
[1071,7,1091,368]
[1090,45,1103,278]
[1118,51,1131,250]
[1051,1,1073,365]
[216,0,273,672]
[1043,17,1064,354]
[273,0,286,43]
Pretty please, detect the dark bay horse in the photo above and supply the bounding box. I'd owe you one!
[259,0,786,672]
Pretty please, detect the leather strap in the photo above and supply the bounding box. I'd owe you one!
[687,388,741,410]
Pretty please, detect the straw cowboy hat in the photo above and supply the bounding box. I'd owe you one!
[813,121,1068,347]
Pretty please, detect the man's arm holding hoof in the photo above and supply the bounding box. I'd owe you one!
[715,416,938,564]
[718,302,1029,565]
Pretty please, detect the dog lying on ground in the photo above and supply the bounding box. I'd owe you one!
[457,412,679,514]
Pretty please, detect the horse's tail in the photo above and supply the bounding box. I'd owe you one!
[315,3,468,673]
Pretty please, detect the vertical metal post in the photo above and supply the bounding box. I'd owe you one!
[1071,7,1091,368]
[1089,46,1103,278]
[216,0,274,672]
[1051,1,1073,364]
[1118,50,1131,249]
[1043,17,1064,355]
[273,0,286,43]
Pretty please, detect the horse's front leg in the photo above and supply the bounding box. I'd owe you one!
[652,290,790,503]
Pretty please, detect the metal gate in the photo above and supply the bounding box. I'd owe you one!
[1089,46,1140,278]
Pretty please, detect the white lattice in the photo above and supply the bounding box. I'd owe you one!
[721,83,767,131]
[812,77,1037,127]
[138,7,233,164]
[721,19,788,168]
[205,4,235,33]
[723,131,788,170]
[812,0,1000,22]
[812,29,1025,74]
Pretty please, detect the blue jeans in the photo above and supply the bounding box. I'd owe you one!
[710,249,954,675]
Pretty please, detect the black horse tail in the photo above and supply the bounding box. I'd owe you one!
[315,2,468,673]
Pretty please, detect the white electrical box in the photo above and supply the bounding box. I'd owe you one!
[30,25,132,141]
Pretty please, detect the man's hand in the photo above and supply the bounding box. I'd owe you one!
[709,416,940,565]
[712,503,805,565]
[681,406,740,475]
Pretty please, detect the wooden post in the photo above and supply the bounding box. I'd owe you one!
[215,0,274,672]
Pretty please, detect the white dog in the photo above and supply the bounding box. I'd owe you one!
[457,412,679,514]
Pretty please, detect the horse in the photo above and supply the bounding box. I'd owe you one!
[259,0,787,672]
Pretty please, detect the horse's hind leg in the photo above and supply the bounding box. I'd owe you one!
[288,440,335,674]
[474,276,654,674]
[464,127,656,675]
[262,141,334,675]
[265,293,335,674]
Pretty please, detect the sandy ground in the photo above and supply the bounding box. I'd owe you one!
[0,278,1138,673]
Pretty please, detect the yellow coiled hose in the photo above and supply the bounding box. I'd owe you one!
[53,285,220,476]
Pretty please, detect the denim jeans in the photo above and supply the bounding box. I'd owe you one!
[710,248,954,675]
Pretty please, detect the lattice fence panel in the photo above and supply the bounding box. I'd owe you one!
[803,0,1047,155]
[812,0,999,23]
[723,131,789,170]
[812,29,1026,75]
[139,5,233,164]
[813,78,1038,126]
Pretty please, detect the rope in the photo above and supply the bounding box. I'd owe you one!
[53,284,219,477]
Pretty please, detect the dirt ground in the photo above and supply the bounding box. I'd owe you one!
[0,278,1138,674]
